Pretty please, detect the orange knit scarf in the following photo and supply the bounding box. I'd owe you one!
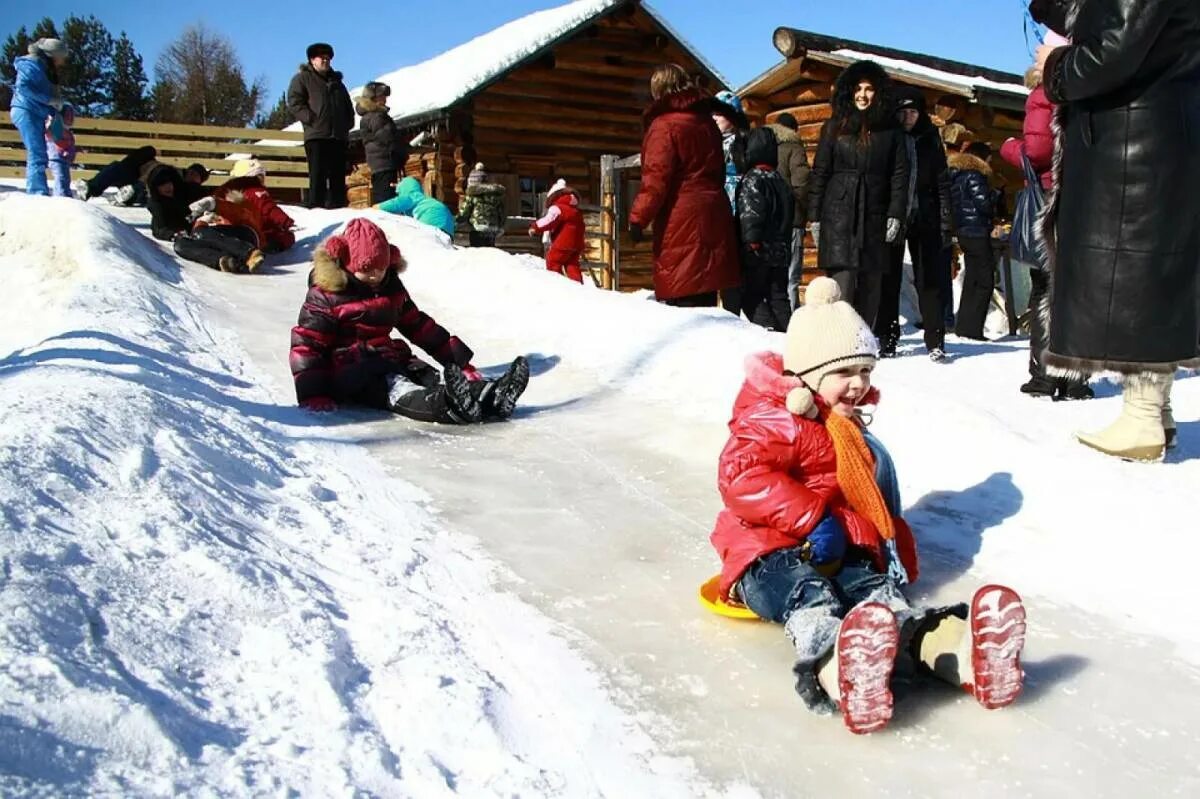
[824,410,896,542]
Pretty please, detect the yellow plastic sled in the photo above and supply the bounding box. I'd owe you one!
[698,576,761,621]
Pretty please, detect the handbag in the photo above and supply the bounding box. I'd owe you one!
[1009,147,1046,268]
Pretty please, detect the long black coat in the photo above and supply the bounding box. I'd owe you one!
[1033,0,1200,375]
[907,118,953,236]
[287,64,354,142]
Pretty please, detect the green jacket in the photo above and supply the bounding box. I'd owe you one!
[456,183,507,234]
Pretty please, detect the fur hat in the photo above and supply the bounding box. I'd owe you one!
[467,162,488,187]
[782,277,879,417]
[831,60,895,134]
[362,81,390,100]
[230,159,266,179]
[306,42,334,60]
[322,219,401,275]
[32,39,69,59]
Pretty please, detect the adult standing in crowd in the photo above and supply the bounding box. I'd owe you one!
[807,60,908,331]
[1000,54,1092,401]
[767,112,811,309]
[712,90,749,316]
[288,42,354,209]
[629,64,739,308]
[10,38,68,196]
[1030,0,1200,461]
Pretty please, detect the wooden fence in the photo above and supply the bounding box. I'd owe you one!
[0,112,308,190]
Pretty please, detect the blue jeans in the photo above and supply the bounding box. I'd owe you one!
[11,106,50,196]
[48,156,71,197]
[739,547,905,625]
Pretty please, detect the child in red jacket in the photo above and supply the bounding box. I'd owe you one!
[529,179,586,283]
[290,219,529,423]
[710,277,1026,734]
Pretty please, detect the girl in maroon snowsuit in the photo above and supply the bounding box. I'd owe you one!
[289,218,529,423]
[529,179,586,283]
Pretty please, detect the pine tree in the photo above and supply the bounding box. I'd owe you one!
[109,32,149,120]
[151,23,265,127]
[253,93,291,129]
[57,15,114,116]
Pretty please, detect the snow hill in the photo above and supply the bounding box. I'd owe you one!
[1,187,1198,797]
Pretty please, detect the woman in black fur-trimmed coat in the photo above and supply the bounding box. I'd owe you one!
[807,60,908,327]
[1030,0,1200,461]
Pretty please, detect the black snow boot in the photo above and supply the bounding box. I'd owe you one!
[1054,380,1095,402]
[472,357,530,421]
[443,364,483,423]
[1020,374,1058,398]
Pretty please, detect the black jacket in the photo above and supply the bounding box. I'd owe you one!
[767,123,810,227]
[736,127,795,263]
[1033,0,1200,374]
[808,61,909,273]
[287,64,354,142]
[947,152,996,238]
[905,116,953,236]
[145,164,206,241]
[355,97,408,174]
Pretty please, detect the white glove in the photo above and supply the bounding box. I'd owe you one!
[886,217,901,243]
[188,196,216,219]
[810,222,820,248]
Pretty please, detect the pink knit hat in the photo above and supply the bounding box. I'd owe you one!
[323,219,401,274]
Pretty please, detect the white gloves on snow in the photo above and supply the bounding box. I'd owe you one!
[810,222,820,248]
[886,217,901,243]
[188,196,216,220]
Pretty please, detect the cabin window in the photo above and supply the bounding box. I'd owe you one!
[518,177,551,217]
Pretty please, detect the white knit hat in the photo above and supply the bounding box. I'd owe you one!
[231,158,266,179]
[782,277,879,417]
[33,39,69,59]
[546,178,575,202]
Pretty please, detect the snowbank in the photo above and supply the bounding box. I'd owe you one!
[0,195,726,796]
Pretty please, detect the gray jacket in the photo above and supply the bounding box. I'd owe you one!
[287,64,354,141]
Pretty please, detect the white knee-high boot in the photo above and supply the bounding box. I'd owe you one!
[1076,374,1170,462]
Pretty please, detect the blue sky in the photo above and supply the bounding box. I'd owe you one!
[9,0,1038,101]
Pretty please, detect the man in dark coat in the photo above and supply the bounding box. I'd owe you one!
[287,42,355,209]
[1031,0,1200,461]
[876,86,954,361]
[767,113,811,309]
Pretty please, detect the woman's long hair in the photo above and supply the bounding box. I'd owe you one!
[831,60,895,141]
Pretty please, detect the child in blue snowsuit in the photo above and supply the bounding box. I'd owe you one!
[46,104,77,197]
[376,176,456,237]
[11,39,69,196]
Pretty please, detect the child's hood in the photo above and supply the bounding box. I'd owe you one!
[396,176,426,200]
[743,127,779,169]
[354,95,388,116]
[947,151,993,178]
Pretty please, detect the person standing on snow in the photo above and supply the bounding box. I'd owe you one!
[712,90,750,316]
[457,163,507,248]
[1030,0,1200,461]
[767,112,811,310]
[355,81,408,205]
[288,42,354,209]
[528,179,586,284]
[947,142,999,341]
[807,61,908,334]
[10,38,69,196]
[708,276,1027,734]
[289,218,530,423]
[628,64,740,309]
[45,103,77,197]
[878,86,954,363]
[735,126,794,331]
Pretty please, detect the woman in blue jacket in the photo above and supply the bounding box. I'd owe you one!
[11,38,69,196]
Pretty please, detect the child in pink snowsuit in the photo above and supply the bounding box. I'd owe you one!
[710,277,1028,734]
[528,179,586,283]
[46,103,76,198]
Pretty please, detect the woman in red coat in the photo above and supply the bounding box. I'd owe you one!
[628,64,739,307]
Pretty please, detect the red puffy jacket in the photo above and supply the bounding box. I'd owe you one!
[710,352,919,599]
[1000,86,1054,191]
[212,177,296,251]
[629,88,739,301]
[530,191,585,256]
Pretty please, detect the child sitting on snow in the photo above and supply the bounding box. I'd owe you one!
[709,277,1026,734]
[528,179,586,284]
[46,103,76,198]
[290,218,529,423]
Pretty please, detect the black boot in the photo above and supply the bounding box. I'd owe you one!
[878,321,900,358]
[1020,375,1058,397]
[443,364,483,423]
[472,357,530,421]
[1054,379,1095,402]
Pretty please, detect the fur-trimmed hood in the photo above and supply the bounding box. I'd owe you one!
[466,182,506,197]
[311,241,407,293]
[947,151,993,177]
[766,123,800,145]
[355,95,388,115]
[831,60,897,134]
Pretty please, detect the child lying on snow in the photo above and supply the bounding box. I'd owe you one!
[290,218,529,423]
[710,277,1026,734]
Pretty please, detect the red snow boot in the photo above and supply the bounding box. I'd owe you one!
[834,602,900,734]
[967,585,1027,709]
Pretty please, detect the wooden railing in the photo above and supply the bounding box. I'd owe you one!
[0,112,309,189]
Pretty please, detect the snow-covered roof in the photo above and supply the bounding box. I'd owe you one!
[831,49,1028,97]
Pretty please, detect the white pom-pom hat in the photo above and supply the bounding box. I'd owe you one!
[783,276,879,417]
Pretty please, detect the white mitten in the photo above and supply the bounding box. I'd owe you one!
[886,217,901,243]
[810,222,821,248]
[188,196,216,218]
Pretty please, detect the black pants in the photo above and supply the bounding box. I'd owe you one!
[370,170,395,205]
[664,291,719,308]
[741,251,792,332]
[903,227,948,350]
[955,235,996,339]
[829,268,884,331]
[469,230,498,247]
[1027,267,1051,378]
[875,257,903,346]
[173,225,258,271]
[304,139,348,209]
[86,145,158,199]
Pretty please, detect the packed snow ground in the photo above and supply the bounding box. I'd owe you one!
[3,188,1200,796]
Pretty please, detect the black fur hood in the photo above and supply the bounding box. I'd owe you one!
[831,60,896,134]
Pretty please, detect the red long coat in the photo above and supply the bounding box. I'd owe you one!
[629,89,739,301]
[999,86,1054,191]
[710,352,919,599]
